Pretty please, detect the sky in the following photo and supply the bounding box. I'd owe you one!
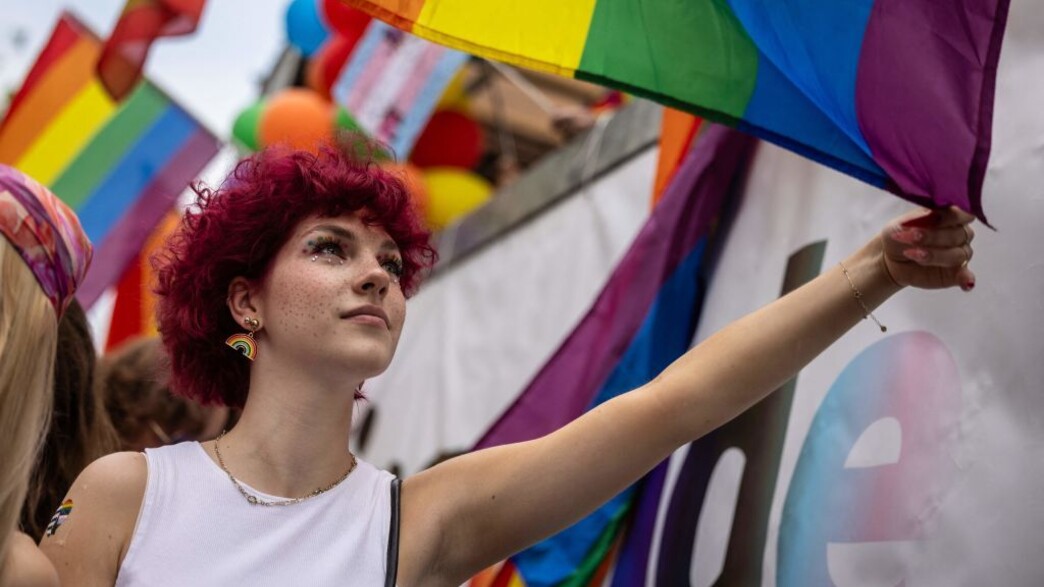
[2,0,292,185]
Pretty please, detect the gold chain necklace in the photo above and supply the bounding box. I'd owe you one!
[213,431,357,507]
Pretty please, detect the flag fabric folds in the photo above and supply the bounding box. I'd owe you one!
[97,0,207,100]
[0,13,220,308]
[346,0,1010,222]
[472,124,757,584]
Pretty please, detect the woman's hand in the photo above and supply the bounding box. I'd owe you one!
[881,206,977,292]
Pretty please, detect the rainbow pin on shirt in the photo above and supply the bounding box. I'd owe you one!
[225,332,257,361]
[46,499,74,537]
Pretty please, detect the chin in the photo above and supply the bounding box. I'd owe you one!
[338,343,395,377]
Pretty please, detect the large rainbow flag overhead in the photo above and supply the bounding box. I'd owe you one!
[0,13,220,308]
[346,0,1010,222]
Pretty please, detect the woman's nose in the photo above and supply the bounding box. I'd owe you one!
[355,258,390,296]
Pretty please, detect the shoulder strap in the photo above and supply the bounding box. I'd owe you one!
[385,477,401,587]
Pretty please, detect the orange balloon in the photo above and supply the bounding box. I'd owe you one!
[258,88,333,152]
[381,162,428,219]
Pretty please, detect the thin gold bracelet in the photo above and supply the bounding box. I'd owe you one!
[839,262,887,332]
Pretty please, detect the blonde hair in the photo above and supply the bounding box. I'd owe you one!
[0,240,58,568]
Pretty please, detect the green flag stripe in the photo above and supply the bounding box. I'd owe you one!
[51,82,169,208]
[577,0,758,119]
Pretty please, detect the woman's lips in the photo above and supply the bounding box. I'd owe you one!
[344,313,388,328]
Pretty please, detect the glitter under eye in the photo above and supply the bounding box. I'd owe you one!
[306,236,346,265]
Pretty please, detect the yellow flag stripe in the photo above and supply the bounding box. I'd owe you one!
[15,81,116,185]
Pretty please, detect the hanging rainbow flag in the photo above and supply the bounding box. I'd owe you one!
[471,125,756,585]
[0,12,220,308]
[346,0,1010,222]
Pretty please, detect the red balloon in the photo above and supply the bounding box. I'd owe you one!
[321,0,372,36]
[409,110,485,169]
[317,33,362,99]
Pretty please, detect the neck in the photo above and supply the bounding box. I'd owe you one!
[210,351,360,498]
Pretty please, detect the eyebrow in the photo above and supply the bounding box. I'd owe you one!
[307,224,399,253]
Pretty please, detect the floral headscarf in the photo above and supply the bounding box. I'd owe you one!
[0,165,92,317]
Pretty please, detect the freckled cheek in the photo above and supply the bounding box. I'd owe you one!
[270,272,339,339]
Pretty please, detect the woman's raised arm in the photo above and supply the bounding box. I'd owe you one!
[400,207,976,585]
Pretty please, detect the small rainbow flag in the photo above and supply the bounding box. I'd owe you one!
[0,13,220,308]
[346,0,1010,222]
[97,0,208,100]
[45,499,74,537]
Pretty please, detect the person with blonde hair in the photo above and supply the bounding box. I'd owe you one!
[0,165,91,586]
[20,299,120,542]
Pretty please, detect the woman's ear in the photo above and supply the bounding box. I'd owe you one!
[227,277,260,328]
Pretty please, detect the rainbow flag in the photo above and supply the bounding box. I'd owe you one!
[346,0,1010,222]
[105,210,180,350]
[0,13,220,308]
[652,110,702,206]
[471,124,756,585]
[97,0,207,100]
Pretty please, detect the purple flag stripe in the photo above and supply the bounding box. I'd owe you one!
[475,125,756,449]
[76,130,219,307]
[856,0,1010,224]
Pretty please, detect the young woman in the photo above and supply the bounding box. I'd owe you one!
[0,165,92,587]
[41,145,976,587]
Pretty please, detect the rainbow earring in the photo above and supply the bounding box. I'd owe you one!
[226,316,260,361]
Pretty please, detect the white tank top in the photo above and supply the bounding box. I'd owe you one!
[115,442,395,586]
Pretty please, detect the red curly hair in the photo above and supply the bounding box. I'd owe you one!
[154,144,436,407]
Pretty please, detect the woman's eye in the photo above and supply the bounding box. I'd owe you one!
[382,259,404,277]
[309,237,344,257]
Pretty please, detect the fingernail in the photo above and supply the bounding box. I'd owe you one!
[903,248,928,262]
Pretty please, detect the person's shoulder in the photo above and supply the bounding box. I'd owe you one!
[38,452,146,580]
[49,451,147,539]
[77,451,147,500]
[2,531,59,587]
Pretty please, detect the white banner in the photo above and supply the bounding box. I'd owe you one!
[358,150,657,474]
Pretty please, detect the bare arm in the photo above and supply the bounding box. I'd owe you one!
[1,532,59,587]
[39,452,146,587]
[400,207,977,585]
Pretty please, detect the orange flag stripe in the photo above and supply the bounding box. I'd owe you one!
[651,107,701,207]
[0,38,98,163]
